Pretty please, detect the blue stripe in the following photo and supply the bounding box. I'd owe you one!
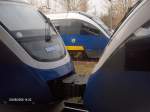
[61,34,109,50]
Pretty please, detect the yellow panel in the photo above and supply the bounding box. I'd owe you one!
[65,46,84,51]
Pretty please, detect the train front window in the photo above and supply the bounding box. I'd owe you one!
[0,1,65,61]
[52,19,103,36]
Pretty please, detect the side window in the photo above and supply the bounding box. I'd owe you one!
[101,20,150,72]
[80,22,103,36]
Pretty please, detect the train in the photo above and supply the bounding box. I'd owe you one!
[47,12,111,59]
[1,0,150,112]
[0,0,74,104]
[84,0,150,111]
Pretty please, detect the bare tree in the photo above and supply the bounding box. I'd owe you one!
[102,0,135,29]
[64,0,89,12]
[101,14,111,28]
[28,0,38,6]
[112,0,136,28]
[79,0,88,12]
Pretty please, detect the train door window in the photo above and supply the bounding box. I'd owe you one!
[101,20,150,73]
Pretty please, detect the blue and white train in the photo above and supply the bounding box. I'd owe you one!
[0,0,74,104]
[47,12,111,59]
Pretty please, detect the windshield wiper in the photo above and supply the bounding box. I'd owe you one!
[38,11,51,42]
[45,19,52,42]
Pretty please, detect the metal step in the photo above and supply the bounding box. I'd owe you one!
[62,107,88,112]
[64,101,86,110]
[61,97,88,112]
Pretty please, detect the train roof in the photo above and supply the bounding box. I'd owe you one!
[46,12,111,38]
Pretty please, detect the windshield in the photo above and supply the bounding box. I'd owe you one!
[0,1,65,61]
